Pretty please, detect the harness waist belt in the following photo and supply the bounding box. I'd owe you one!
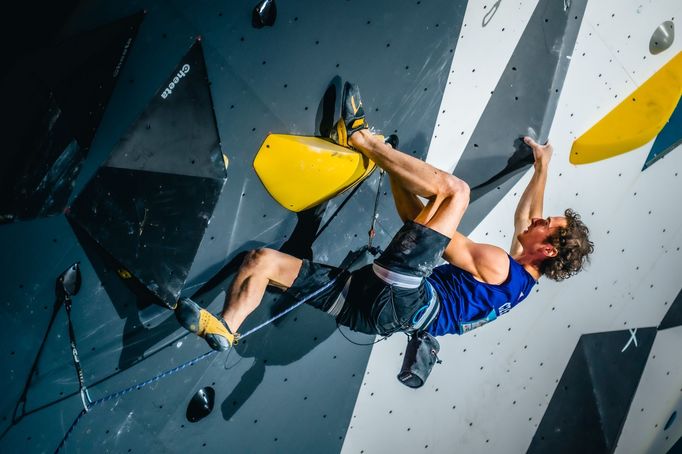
[411,281,440,332]
[372,263,422,288]
[327,274,439,333]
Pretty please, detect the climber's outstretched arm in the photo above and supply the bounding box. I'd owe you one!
[510,137,553,256]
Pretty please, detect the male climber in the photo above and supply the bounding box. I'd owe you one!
[175,82,594,350]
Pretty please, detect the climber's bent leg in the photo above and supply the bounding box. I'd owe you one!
[350,130,470,238]
[351,178,470,335]
[222,248,303,333]
[176,248,302,351]
[282,260,352,318]
[389,173,425,223]
[350,129,465,197]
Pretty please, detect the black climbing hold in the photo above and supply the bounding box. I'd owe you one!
[385,134,400,149]
[252,0,277,28]
[56,263,81,301]
[68,41,226,309]
[664,410,677,431]
[186,386,215,422]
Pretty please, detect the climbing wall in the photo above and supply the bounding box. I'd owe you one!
[1,0,681,453]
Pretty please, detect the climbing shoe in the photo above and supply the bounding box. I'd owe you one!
[175,298,236,351]
[330,81,368,147]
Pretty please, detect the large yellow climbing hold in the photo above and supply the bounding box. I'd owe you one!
[253,134,376,212]
[571,51,682,165]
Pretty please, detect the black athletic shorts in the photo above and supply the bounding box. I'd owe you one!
[285,221,450,336]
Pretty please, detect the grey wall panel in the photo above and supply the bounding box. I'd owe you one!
[454,0,587,234]
[0,0,466,452]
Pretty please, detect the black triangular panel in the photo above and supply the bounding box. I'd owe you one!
[46,12,145,147]
[528,343,607,452]
[106,41,226,180]
[67,41,226,308]
[69,167,223,307]
[659,288,682,330]
[0,12,143,222]
[453,0,587,234]
[582,328,658,449]
[529,328,657,453]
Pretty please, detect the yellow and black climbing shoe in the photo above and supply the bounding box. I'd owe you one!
[175,298,236,351]
[330,81,368,147]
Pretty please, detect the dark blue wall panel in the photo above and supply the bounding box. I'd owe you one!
[0,1,466,452]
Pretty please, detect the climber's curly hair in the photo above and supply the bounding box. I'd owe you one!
[540,209,594,281]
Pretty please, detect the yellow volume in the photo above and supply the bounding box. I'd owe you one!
[253,134,377,212]
[571,51,682,165]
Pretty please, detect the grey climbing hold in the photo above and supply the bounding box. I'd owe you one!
[649,20,674,55]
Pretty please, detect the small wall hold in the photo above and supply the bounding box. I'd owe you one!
[252,0,277,29]
[186,386,215,422]
[664,410,677,430]
[650,20,674,55]
[57,262,82,301]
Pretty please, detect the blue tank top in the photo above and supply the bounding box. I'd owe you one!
[425,256,537,336]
